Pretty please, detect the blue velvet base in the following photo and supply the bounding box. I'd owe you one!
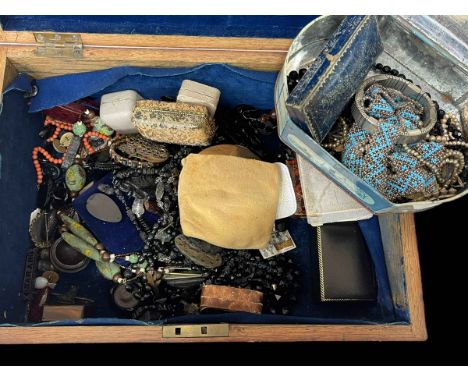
[0,64,405,326]
[0,16,317,38]
[73,173,159,254]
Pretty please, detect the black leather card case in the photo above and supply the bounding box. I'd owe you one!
[317,222,376,301]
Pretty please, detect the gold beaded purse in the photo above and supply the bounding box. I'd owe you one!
[132,100,217,146]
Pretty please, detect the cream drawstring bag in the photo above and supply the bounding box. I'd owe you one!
[178,150,281,249]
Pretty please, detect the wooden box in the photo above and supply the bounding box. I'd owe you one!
[0,16,426,343]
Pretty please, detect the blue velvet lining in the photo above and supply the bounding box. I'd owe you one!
[73,173,159,254]
[28,64,278,113]
[0,16,317,38]
[0,90,43,324]
[0,64,404,326]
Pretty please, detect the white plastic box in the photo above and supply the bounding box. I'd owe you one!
[177,80,221,117]
[100,90,143,134]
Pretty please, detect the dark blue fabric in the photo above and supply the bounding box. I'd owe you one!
[0,64,403,326]
[73,173,159,254]
[358,217,396,321]
[0,90,43,324]
[29,64,278,113]
[4,73,34,95]
[0,16,317,38]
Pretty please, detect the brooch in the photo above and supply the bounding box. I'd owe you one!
[109,135,170,168]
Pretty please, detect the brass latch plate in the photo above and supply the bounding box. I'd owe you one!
[162,323,229,338]
[34,33,83,58]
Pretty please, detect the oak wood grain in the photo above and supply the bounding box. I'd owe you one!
[397,213,427,340]
[0,30,292,51]
[379,214,409,313]
[0,323,419,344]
[0,47,18,105]
[378,213,427,340]
[0,31,291,76]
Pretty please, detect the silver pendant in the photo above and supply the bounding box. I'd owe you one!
[155,182,165,202]
[131,198,145,218]
[86,193,123,223]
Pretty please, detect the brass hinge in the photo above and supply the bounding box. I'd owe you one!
[162,323,229,338]
[34,33,83,58]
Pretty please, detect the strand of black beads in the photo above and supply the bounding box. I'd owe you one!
[286,68,308,93]
[374,63,408,81]
[88,161,123,171]
[205,249,300,315]
[140,146,194,267]
[111,170,149,241]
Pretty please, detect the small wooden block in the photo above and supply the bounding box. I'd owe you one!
[42,305,85,321]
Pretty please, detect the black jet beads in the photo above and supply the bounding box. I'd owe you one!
[287,68,308,93]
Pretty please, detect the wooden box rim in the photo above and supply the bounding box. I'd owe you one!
[0,28,427,343]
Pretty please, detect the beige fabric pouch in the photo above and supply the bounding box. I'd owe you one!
[178,153,280,249]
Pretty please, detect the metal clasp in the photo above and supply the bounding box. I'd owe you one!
[162,323,229,338]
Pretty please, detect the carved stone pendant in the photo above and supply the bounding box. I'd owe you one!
[175,234,223,269]
[65,164,86,192]
[86,193,123,223]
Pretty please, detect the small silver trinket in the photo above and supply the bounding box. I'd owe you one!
[155,182,165,202]
[131,198,145,218]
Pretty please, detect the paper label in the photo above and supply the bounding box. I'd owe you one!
[260,230,297,259]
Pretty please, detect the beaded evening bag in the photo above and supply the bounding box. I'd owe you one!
[132,100,217,146]
[343,83,464,202]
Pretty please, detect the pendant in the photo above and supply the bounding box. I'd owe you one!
[29,209,58,248]
[65,164,86,192]
[59,132,75,148]
[61,135,82,169]
[131,198,145,218]
[86,193,122,223]
[155,181,165,202]
[52,138,67,153]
